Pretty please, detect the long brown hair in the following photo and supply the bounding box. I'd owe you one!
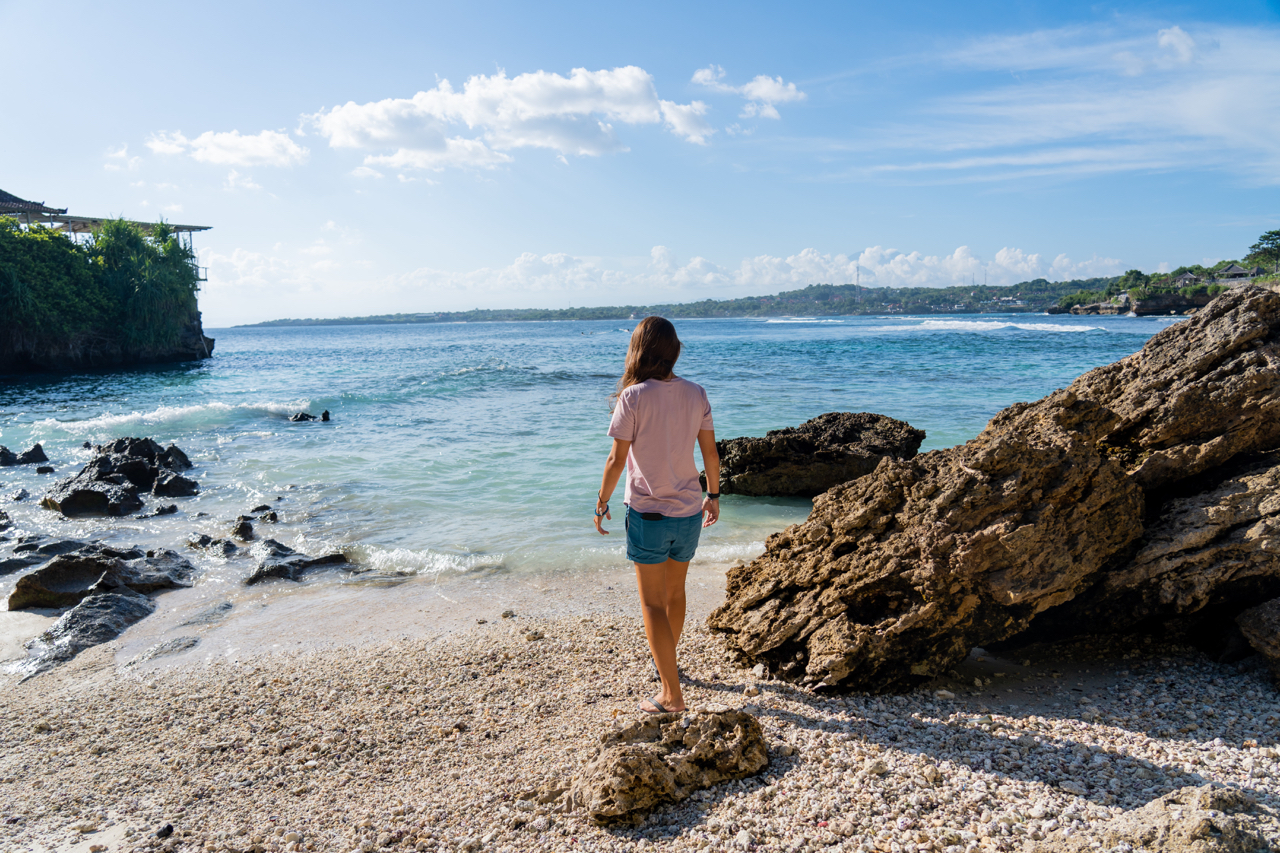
[613,316,681,405]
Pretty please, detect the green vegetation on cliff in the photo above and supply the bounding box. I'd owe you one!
[0,218,204,370]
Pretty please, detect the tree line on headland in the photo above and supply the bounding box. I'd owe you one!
[244,277,1115,326]
[0,218,213,372]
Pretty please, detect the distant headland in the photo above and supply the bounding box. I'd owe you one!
[239,277,1110,327]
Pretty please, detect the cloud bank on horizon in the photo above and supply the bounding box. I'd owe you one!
[201,240,1124,323]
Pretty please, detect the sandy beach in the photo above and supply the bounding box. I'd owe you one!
[2,565,1277,853]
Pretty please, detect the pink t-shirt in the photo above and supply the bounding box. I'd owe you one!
[607,376,714,517]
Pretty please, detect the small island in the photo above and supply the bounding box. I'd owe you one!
[0,189,215,374]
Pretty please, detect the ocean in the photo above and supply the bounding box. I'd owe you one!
[0,313,1183,659]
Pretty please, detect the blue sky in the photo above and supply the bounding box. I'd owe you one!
[3,0,1279,325]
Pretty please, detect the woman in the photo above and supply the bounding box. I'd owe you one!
[594,316,720,714]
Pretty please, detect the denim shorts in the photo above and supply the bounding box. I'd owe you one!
[625,506,703,564]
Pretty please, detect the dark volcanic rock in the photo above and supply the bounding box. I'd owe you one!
[1236,599,1280,686]
[566,709,768,825]
[36,465,54,474]
[0,539,88,576]
[704,412,924,498]
[231,519,254,541]
[7,546,194,611]
[41,438,197,517]
[137,504,179,519]
[710,286,1280,692]
[7,488,29,502]
[245,538,349,585]
[153,471,198,497]
[21,592,156,678]
[0,510,9,532]
[187,533,240,557]
[289,411,317,422]
[0,443,48,466]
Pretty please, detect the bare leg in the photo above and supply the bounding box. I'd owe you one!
[635,560,688,711]
[664,558,689,649]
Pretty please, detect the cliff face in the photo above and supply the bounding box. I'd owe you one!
[0,314,215,374]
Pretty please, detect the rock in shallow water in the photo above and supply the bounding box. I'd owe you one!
[0,443,48,466]
[565,709,768,825]
[710,286,1280,692]
[20,591,156,678]
[704,412,924,498]
[244,538,350,585]
[7,546,194,611]
[40,437,196,517]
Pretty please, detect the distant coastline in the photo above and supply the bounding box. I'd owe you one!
[236,277,1114,327]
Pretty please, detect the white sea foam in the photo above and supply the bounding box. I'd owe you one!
[872,319,1104,333]
[355,544,507,577]
[31,401,310,433]
[763,318,845,324]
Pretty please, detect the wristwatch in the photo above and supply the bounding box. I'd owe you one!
[706,493,720,500]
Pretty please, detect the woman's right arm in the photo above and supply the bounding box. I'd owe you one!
[595,438,631,534]
[697,428,720,527]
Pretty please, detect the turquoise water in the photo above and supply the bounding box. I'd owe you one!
[0,314,1181,583]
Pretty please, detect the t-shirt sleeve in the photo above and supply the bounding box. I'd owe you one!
[608,391,636,441]
[700,387,714,431]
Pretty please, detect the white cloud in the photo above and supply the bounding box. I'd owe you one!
[147,129,308,166]
[854,24,1280,184]
[351,166,384,179]
[659,100,713,144]
[224,169,262,191]
[162,203,183,214]
[394,243,1123,300]
[692,66,806,120]
[1158,26,1196,64]
[103,143,141,172]
[306,65,709,171]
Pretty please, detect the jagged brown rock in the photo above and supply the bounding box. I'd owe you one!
[565,709,768,825]
[1026,451,1280,643]
[1236,598,1280,686]
[710,287,1280,691]
[703,412,924,498]
[1036,784,1273,853]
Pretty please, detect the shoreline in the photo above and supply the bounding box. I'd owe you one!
[3,570,1278,853]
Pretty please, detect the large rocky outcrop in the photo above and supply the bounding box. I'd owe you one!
[703,412,924,498]
[1036,784,1274,853]
[7,545,194,611]
[565,709,768,825]
[710,286,1280,691]
[41,437,197,517]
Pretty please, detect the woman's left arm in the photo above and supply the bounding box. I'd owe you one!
[595,438,631,534]
[697,428,720,527]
